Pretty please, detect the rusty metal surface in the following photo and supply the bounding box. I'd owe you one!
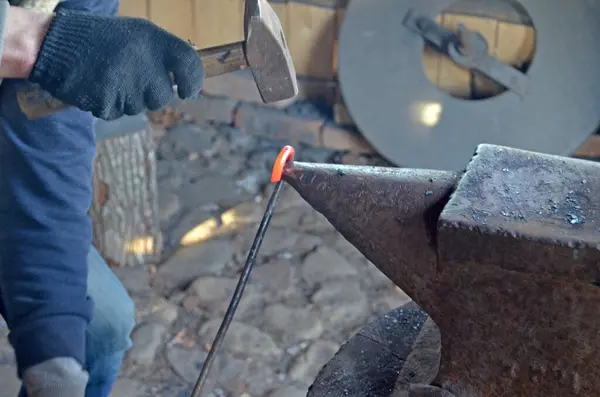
[439,144,600,279]
[433,144,600,397]
[307,301,434,397]
[283,144,600,397]
[283,162,459,311]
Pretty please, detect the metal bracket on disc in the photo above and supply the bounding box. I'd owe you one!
[403,9,529,97]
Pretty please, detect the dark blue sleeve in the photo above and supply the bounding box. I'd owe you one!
[55,0,119,15]
[0,79,95,375]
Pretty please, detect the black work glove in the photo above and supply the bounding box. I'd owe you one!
[29,10,204,120]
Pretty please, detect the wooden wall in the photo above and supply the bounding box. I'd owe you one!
[118,0,338,78]
[118,0,535,103]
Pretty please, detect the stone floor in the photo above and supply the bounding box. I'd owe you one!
[0,94,410,397]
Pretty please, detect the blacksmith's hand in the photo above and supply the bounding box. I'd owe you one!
[28,9,204,120]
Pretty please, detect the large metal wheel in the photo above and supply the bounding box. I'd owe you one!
[338,0,600,170]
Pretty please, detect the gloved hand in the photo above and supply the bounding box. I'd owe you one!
[28,9,204,120]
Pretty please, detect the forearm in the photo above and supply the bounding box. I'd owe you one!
[0,2,53,79]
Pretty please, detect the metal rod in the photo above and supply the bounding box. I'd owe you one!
[190,180,285,397]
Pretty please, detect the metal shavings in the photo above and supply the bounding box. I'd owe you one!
[567,214,584,225]
[500,209,526,220]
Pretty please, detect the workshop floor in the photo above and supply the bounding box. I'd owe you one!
[0,74,409,397]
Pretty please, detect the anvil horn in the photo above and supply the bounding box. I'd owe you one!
[282,161,460,315]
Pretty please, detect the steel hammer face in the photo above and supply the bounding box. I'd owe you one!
[244,0,298,103]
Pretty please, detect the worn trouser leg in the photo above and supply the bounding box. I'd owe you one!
[12,247,135,397]
[82,247,135,397]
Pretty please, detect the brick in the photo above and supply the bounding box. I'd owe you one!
[297,79,337,103]
[233,103,323,145]
[203,70,337,109]
[176,94,239,125]
[202,70,266,106]
[320,123,374,154]
[333,102,354,127]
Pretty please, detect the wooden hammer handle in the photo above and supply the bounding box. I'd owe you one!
[13,0,250,119]
[198,42,249,78]
[17,42,250,120]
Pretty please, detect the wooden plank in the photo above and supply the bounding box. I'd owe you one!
[149,0,195,42]
[286,1,336,79]
[118,0,148,18]
[271,1,290,37]
[496,21,535,66]
[333,88,354,126]
[295,78,337,103]
[444,1,532,25]
[271,1,291,68]
[194,0,245,48]
[473,21,535,98]
[332,7,344,77]
[321,123,374,154]
[333,102,353,126]
[421,15,442,90]
[279,0,341,8]
[437,14,498,99]
[471,22,500,97]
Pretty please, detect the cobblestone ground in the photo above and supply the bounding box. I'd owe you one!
[0,100,410,397]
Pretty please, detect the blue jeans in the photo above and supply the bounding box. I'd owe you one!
[83,247,135,397]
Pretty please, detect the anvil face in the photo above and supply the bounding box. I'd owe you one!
[283,144,600,397]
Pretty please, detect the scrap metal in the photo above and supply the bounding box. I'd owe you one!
[281,144,600,397]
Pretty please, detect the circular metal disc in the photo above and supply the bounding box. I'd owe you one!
[338,0,600,170]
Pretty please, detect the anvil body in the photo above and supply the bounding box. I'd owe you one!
[283,144,600,397]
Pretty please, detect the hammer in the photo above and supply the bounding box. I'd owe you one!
[203,0,298,103]
[14,0,298,118]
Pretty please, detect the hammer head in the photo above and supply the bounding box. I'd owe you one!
[244,0,298,103]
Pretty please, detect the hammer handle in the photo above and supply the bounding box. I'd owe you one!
[198,42,249,78]
[17,42,249,120]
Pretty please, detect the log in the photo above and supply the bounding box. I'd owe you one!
[90,115,162,267]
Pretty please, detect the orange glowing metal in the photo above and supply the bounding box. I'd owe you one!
[270,145,295,183]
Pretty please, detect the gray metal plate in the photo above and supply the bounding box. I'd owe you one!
[338,0,600,170]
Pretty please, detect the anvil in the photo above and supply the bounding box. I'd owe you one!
[280,144,600,397]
